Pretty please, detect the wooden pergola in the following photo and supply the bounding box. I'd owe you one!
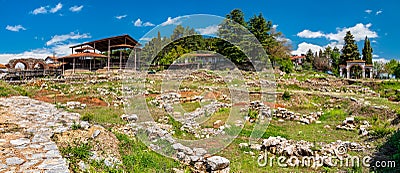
[63,34,141,73]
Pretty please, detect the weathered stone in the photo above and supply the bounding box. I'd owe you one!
[206,156,230,171]
[250,144,262,151]
[6,157,24,166]
[10,138,30,146]
[45,150,61,158]
[239,143,249,148]
[121,114,138,122]
[193,148,207,156]
[213,120,224,129]
[92,130,101,138]
[78,161,88,171]
[21,160,40,170]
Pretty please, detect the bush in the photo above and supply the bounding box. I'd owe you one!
[71,121,82,130]
[370,126,395,138]
[279,59,294,73]
[282,91,291,101]
[248,109,258,119]
[81,113,94,122]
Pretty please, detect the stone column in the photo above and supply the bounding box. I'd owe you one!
[362,67,365,78]
[370,70,373,79]
[346,67,350,79]
[339,68,343,77]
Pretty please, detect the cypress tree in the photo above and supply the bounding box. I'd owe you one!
[362,36,373,64]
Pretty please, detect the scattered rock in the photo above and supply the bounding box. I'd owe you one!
[6,157,24,166]
[213,120,224,129]
[10,138,30,146]
[206,156,230,171]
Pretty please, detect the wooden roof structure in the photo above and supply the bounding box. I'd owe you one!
[61,52,107,59]
[70,34,140,52]
[0,64,6,69]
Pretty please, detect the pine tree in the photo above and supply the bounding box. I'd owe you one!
[331,47,341,75]
[305,49,313,63]
[362,36,373,64]
[340,31,360,64]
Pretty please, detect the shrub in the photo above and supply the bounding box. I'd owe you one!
[370,126,395,138]
[71,121,81,130]
[282,91,291,101]
[81,113,94,122]
[279,59,294,73]
[248,109,258,119]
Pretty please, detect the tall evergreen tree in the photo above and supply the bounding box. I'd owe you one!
[362,36,373,64]
[331,47,341,74]
[217,9,252,64]
[305,49,314,63]
[340,31,360,64]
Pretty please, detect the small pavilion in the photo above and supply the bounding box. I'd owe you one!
[339,60,373,79]
[61,35,141,73]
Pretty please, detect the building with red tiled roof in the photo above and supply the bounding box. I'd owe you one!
[291,55,306,66]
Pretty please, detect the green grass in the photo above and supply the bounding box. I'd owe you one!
[60,142,93,172]
[0,81,32,97]
[77,106,126,126]
[167,115,196,140]
[172,101,201,114]
[115,133,186,173]
[319,109,348,121]
[200,107,231,128]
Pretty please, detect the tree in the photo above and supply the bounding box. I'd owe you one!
[226,9,247,27]
[394,63,400,79]
[362,36,373,64]
[374,61,385,78]
[341,31,360,64]
[331,47,341,75]
[385,59,399,78]
[217,9,250,65]
[305,49,314,63]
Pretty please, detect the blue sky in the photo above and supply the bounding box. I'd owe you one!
[0,0,399,64]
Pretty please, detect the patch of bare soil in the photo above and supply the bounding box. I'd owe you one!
[77,97,108,107]
[52,125,120,161]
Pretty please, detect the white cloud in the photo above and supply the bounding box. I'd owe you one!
[376,10,383,15]
[272,24,279,29]
[143,22,155,27]
[373,58,389,63]
[6,25,26,32]
[115,15,127,20]
[69,5,83,12]
[291,42,323,55]
[372,54,379,58]
[32,6,47,15]
[297,23,378,44]
[50,3,62,13]
[324,23,378,43]
[133,18,154,27]
[161,17,183,26]
[291,41,345,56]
[0,43,76,64]
[139,37,154,41]
[325,41,344,50]
[46,32,91,46]
[133,19,142,27]
[195,25,220,35]
[365,9,372,14]
[297,30,325,38]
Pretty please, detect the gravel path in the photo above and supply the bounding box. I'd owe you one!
[0,96,80,173]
